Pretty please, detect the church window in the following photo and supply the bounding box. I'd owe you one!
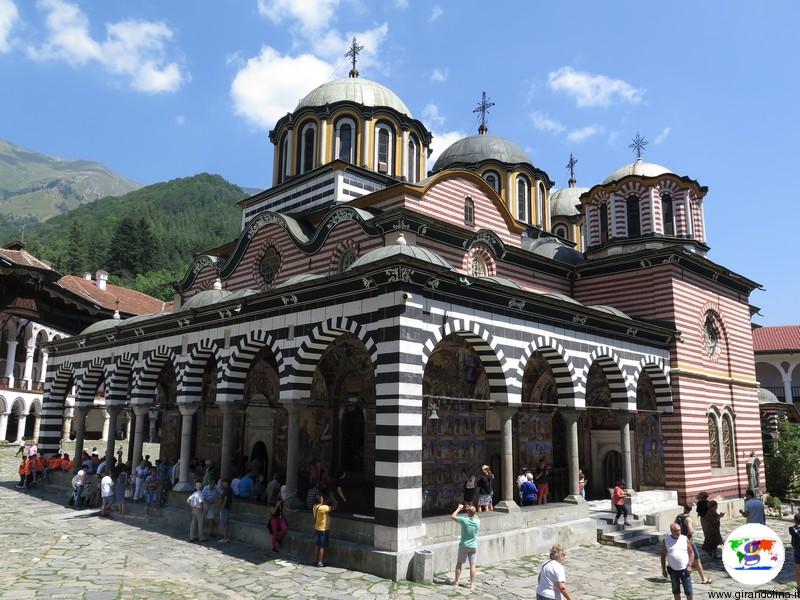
[299,122,317,174]
[338,248,357,273]
[704,316,719,357]
[516,175,530,223]
[469,256,487,278]
[708,412,721,468]
[626,195,641,237]
[661,194,675,236]
[553,224,568,240]
[599,203,609,243]
[335,118,356,163]
[722,412,736,467]
[278,134,289,183]
[537,182,546,227]
[375,123,394,174]
[483,170,500,193]
[407,135,418,183]
[259,246,281,285]
[464,196,475,225]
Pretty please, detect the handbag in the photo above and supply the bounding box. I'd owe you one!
[124,484,133,499]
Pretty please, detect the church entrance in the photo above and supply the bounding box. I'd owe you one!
[240,346,282,484]
[603,450,622,489]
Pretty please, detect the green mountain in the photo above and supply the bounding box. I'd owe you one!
[15,173,247,300]
[0,139,140,224]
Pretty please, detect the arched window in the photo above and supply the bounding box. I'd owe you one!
[686,198,695,237]
[483,170,501,193]
[299,122,317,174]
[259,246,281,286]
[338,248,357,273]
[375,123,394,174]
[708,411,721,468]
[516,175,530,223]
[464,196,475,225]
[722,412,736,467]
[661,193,675,236]
[335,118,356,163]
[278,134,289,183]
[407,135,418,183]
[553,224,568,240]
[469,256,487,278]
[626,195,641,237]
[599,202,609,243]
[704,315,720,358]
[537,182,546,227]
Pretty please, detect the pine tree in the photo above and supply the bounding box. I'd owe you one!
[105,216,139,280]
[65,221,88,275]
[135,217,159,273]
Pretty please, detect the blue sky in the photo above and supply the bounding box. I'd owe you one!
[0,1,797,325]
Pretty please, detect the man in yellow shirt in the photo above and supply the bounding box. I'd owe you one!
[312,494,337,567]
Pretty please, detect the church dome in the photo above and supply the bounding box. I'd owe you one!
[296,78,412,117]
[550,186,589,217]
[603,158,672,184]
[432,135,532,173]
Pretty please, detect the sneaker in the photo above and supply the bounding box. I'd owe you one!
[316,561,324,568]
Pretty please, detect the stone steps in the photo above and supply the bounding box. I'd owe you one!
[591,511,660,549]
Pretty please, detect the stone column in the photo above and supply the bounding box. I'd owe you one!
[131,405,149,467]
[3,340,18,386]
[783,375,794,404]
[219,403,240,481]
[148,408,159,443]
[104,406,122,462]
[560,409,584,502]
[0,412,8,440]
[618,411,634,493]
[38,350,48,387]
[32,413,41,441]
[361,118,372,167]
[73,405,90,465]
[22,344,35,389]
[284,401,304,507]
[15,412,28,442]
[101,408,111,441]
[174,404,198,492]
[494,406,519,512]
[62,408,74,442]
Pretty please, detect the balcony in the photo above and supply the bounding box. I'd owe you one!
[763,386,786,401]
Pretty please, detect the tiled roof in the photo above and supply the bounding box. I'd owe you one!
[753,325,800,353]
[0,248,53,271]
[57,276,169,316]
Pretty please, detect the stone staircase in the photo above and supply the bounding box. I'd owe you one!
[591,511,660,549]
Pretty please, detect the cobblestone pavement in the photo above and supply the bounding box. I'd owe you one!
[0,444,797,599]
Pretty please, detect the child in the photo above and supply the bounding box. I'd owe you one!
[202,478,219,536]
[115,467,128,515]
[144,467,159,517]
[312,494,336,567]
[217,479,233,544]
[16,456,30,489]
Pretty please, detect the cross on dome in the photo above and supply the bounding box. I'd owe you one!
[566,153,578,187]
[345,36,365,78]
[629,132,648,160]
[473,90,495,135]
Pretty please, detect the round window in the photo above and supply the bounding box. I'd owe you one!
[338,248,357,273]
[704,317,719,357]
[259,246,281,285]
[469,257,488,278]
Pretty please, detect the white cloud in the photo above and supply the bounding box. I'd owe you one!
[530,110,565,134]
[231,46,332,128]
[311,22,388,72]
[422,103,445,127]
[393,0,409,7]
[257,0,339,35]
[428,130,464,168]
[29,0,187,93]
[548,66,643,107]
[0,0,19,53]
[428,5,443,22]
[429,67,447,83]
[654,127,671,144]
[567,125,604,143]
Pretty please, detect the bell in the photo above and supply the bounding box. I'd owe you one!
[428,408,439,421]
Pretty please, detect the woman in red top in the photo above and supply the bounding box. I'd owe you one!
[612,479,630,527]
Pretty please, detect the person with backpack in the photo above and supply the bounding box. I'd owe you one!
[789,513,800,593]
[536,544,574,600]
[675,504,711,584]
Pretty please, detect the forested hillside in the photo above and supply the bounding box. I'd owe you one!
[15,174,246,300]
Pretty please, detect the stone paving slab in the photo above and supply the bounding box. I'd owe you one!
[0,444,798,599]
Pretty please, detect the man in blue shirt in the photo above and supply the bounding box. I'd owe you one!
[450,503,480,590]
[238,473,255,499]
[740,489,766,525]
